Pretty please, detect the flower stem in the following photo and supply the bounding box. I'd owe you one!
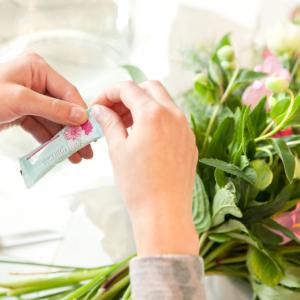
[61,271,108,300]
[278,245,300,254]
[93,275,130,300]
[0,268,106,290]
[291,55,300,80]
[199,232,209,252]
[217,255,247,265]
[0,259,87,271]
[202,67,240,156]
[255,89,295,142]
[121,285,131,300]
[201,240,215,257]
[256,147,274,165]
[204,241,237,266]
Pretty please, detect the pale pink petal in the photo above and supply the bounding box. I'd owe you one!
[242,81,271,108]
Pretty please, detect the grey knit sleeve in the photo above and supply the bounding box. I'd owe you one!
[129,255,206,300]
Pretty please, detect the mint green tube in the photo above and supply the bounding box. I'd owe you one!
[19,109,102,188]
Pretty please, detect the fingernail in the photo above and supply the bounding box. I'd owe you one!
[92,105,105,122]
[70,106,87,123]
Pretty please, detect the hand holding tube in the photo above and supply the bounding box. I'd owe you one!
[0,53,92,163]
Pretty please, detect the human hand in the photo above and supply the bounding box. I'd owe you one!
[0,53,92,163]
[92,81,199,256]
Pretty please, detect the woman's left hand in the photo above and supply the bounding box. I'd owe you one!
[0,53,93,163]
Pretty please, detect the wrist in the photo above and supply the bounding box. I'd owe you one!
[131,212,199,256]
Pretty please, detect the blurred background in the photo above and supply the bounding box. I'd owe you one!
[0,0,299,298]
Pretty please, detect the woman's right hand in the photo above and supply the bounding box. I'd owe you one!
[93,81,199,256]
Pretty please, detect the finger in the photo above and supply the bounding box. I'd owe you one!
[30,56,87,108]
[69,152,82,164]
[94,81,154,119]
[92,105,127,150]
[35,117,93,160]
[20,116,52,143]
[121,111,133,128]
[140,80,176,109]
[15,87,88,126]
[92,97,129,115]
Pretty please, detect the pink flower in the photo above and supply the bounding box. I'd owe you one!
[81,120,93,135]
[64,126,82,140]
[242,53,291,108]
[275,204,300,244]
[273,127,293,138]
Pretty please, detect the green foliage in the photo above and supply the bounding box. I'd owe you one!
[271,139,295,183]
[192,174,211,233]
[121,64,147,83]
[247,247,283,287]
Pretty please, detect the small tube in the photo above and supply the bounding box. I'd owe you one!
[19,109,102,188]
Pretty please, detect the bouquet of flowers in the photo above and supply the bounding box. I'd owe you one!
[1,19,300,300]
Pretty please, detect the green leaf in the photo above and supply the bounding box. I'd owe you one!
[280,263,300,288]
[230,106,252,164]
[238,69,266,82]
[207,117,235,160]
[263,219,300,244]
[209,233,232,243]
[271,139,295,183]
[214,169,228,187]
[208,59,224,87]
[121,65,147,83]
[231,70,266,92]
[212,219,248,234]
[250,159,273,190]
[251,223,283,246]
[253,281,300,300]
[271,94,300,126]
[192,174,211,233]
[199,158,256,184]
[247,247,283,287]
[215,33,232,49]
[248,97,267,137]
[212,182,242,226]
[243,184,295,223]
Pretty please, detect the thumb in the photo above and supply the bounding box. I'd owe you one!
[16,88,88,126]
[92,105,127,148]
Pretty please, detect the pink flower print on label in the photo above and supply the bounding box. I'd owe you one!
[64,126,82,141]
[81,120,93,135]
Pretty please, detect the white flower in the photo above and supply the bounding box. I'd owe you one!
[267,23,300,56]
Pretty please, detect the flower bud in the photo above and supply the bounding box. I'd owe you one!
[217,45,235,62]
[265,76,289,93]
[220,60,235,71]
[194,73,209,87]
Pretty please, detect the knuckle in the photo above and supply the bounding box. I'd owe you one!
[143,103,166,122]
[148,79,164,88]
[24,52,44,63]
[50,99,63,116]
[65,85,79,98]
[176,111,188,124]
[120,80,135,91]
[9,86,27,115]
[120,80,140,97]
